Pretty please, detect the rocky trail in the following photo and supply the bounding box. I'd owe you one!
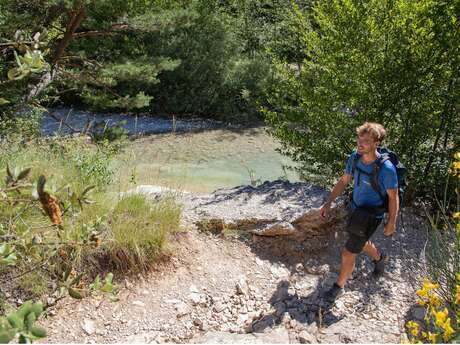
[40,180,428,343]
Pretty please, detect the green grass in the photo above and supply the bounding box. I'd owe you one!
[0,135,183,303]
[107,194,182,271]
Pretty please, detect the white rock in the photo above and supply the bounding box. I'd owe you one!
[236,276,249,296]
[81,319,96,335]
[298,331,316,344]
[189,284,200,293]
[132,300,145,307]
[214,302,227,313]
[176,302,190,317]
[164,298,182,305]
[189,293,202,305]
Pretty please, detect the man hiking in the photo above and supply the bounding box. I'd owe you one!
[319,122,399,303]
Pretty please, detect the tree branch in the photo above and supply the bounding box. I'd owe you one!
[73,23,129,38]
[52,2,86,65]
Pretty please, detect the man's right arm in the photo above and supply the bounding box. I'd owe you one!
[320,174,352,218]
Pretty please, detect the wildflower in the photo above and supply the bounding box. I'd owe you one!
[422,331,438,344]
[455,285,460,305]
[457,273,460,282]
[407,320,420,337]
[455,152,460,160]
[453,212,460,219]
[434,308,449,328]
[417,279,439,298]
[428,294,442,307]
[442,318,455,341]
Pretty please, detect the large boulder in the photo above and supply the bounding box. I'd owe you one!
[182,179,346,237]
[128,179,347,237]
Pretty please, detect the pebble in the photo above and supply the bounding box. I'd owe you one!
[81,319,96,335]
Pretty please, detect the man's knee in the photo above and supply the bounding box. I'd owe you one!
[341,248,357,261]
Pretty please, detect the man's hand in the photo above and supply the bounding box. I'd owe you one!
[383,221,396,236]
[320,201,331,219]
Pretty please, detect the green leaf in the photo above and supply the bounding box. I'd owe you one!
[25,313,35,330]
[17,168,31,181]
[0,98,10,106]
[16,301,32,319]
[6,315,22,329]
[70,273,84,287]
[68,288,83,299]
[0,330,16,343]
[62,265,71,282]
[89,275,101,291]
[81,185,96,197]
[7,68,22,81]
[13,51,22,67]
[104,273,113,284]
[30,326,46,338]
[29,303,43,318]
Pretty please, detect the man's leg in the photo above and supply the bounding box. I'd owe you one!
[336,248,357,287]
[362,240,380,261]
[363,240,387,275]
[323,248,357,303]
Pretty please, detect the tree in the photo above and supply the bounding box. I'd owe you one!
[264,0,460,198]
[0,0,172,118]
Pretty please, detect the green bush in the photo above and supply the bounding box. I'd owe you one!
[264,0,460,199]
[107,193,182,271]
[0,136,182,308]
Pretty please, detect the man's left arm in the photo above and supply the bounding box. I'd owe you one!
[384,188,399,236]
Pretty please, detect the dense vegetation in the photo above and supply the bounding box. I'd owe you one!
[0,0,459,342]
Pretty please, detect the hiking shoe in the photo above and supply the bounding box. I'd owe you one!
[373,252,388,276]
[323,283,344,304]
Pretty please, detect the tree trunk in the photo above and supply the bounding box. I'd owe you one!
[52,3,86,65]
[25,2,86,101]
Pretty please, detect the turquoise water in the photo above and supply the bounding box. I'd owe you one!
[115,127,300,193]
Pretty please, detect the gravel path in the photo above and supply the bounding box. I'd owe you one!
[39,200,427,343]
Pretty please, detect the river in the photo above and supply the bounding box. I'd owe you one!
[42,108,300,193]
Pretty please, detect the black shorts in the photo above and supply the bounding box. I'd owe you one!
[345,215,382,254]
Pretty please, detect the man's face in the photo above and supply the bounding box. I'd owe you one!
[357,133,378,155]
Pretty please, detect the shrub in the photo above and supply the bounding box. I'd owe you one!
[264,0,460,200]
[106,193,182,271]
[0,136,182,309]
[406,152,460,343]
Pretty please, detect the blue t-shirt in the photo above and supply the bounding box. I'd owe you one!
[345,151,398,213]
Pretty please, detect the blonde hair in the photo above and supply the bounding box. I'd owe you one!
[356,122,386,143]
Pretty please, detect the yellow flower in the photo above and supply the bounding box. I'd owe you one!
[406,321,419,337]
[455,152,460,160]
[455,285,460,305]
[453,212,460,219]
[417,279,440,299]
[457,273,460,281]
[442,318,455,341]
[434,308,449,328]
[422,331,438,344]
[429,294,442,307]
[407,320,420,337]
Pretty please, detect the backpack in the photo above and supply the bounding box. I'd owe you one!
[351,147,407,211]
